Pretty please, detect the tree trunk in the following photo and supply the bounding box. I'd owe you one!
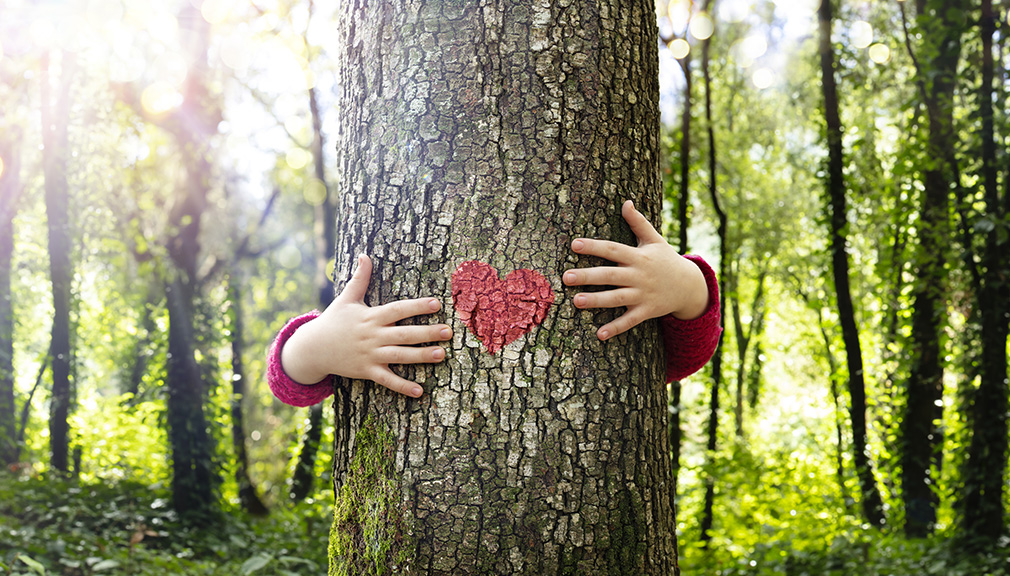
[163,4,218,519]
[41,50,75,475]
[961,0,1010,544]
[228,272,269,515]
[818,0,886,527]
[289,83,337,503]
[328,2,676,574]
[901,0,964,538]
[731,267,765,439]
[0,129,22,467]
[698,0,725,546]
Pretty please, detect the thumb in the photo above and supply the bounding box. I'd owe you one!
[623,200,665,245]
[341,254,372,302]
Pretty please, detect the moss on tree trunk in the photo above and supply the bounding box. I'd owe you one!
[328,1,676,573]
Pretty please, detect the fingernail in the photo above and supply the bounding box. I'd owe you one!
[411,386,423,397]
[433,348,445,360]
[572,239,584,251]
[599,329,610,340]
[429,299,440,311]
[440,327,452,339]
[563,272,576,285]
[574,295,586,307]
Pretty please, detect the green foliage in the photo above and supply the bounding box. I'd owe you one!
[0,473,328,576]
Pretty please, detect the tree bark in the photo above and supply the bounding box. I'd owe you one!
[900,0,964,538]
[40,50,75,475]
[818,0,886,527]
[961,0,1010,544]
[0,128,22,467]
[328,2,676,574]
[698,0,725,546]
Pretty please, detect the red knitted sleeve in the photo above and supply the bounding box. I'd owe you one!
[266,311,336,407]
[661,255,723,382]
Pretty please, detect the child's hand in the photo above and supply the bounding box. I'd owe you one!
[563,200,709,341]
[280,254,451,398]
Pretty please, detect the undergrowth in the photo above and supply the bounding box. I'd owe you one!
[0,473,329,576]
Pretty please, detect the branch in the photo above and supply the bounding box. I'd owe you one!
[199,186,283,285]
[17,353,49,450]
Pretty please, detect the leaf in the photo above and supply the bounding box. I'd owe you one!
[91,560,120,572]
[241,554,272,575]
[16,555,46,575]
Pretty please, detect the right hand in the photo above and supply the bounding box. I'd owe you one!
[280,254,452,398]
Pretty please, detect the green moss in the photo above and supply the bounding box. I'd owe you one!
[328,416,414,576]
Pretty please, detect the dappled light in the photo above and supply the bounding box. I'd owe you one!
[2,0,1009,574]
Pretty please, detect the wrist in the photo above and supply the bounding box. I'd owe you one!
[280,317,331,385]
[670,255,709,321]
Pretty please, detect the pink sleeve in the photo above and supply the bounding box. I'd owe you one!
[661,255,723,382]
[266,311,336,407]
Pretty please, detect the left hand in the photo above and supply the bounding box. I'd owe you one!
[563,200,709,341]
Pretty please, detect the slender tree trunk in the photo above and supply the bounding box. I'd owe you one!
[818,0,885,527]
[961,0,1010,544]
[669,39,692,501]
[41,51,75,475]
[329,2,677,574]
[0,130,22,467]
[731,268,765,439]
[289,83,336,503]
[228,273,268,515]
[698,0,725,546]
[163,5,218,518]
[900,0,964,537]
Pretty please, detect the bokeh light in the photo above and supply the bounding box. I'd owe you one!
[851,20,873,49]
[286,147,311,170]
[752,67,774,89]
[303,177,327,206]
[201,0,236,24]
[690,13,714,41]
[141,81,183,115]
[0,156,5,180]
[869,43,890,64]
[0,38,5,64]
[667,0,690,32]
[669,38,691,59]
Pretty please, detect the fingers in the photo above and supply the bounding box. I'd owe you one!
[596,309,647,341]
[371,368,424,398]
[622,200,665,245]
[563,265,633,288]
[572,287,638,310]
[373,296,442,324]
[377,345,447,366]
[341,254,372,302]
[571,237,635,264]
[384,324,453,346]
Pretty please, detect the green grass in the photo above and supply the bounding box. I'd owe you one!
[0,473,329,576]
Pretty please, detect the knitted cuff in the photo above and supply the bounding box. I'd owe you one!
[662,254,723,382]
[266,311,336,407]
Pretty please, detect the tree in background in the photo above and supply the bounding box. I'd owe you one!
[960,0,1010,546]
[897,0,966,538]
[40,49,76,475]
[0,127,22,468]
[818,0,885,528]
[327,1,679,573]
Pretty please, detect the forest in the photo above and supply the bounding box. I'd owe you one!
[1,0,1009,574]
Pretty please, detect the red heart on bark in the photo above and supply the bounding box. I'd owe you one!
[451,260,555,354]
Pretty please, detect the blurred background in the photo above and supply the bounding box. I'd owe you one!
[1,0,1009,574]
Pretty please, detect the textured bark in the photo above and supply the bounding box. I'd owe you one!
[0,129,21,467]
[961,0,1010,544]
[698,0,724,546]
[40,51,75,475]
[900,0,964,538]
[328,1,675,574]
[818,0,886,527]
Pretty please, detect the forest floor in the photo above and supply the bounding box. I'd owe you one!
[3,472,1009,576]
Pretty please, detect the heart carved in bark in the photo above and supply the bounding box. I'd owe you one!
[450,260,555,354]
